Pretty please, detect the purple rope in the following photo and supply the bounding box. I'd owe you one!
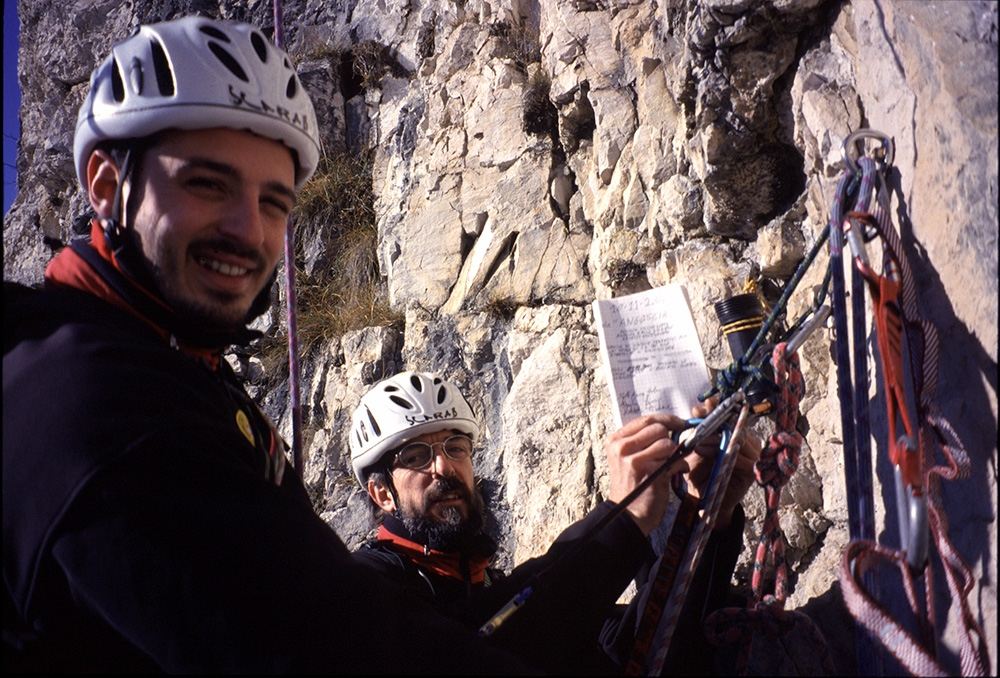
[273,0,303,474]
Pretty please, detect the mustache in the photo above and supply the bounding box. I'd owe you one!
[426,476,472,504]
[191,238,268,270]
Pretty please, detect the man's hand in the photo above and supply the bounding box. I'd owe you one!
[684,397,761,531]
[606,398,762,536]
[605,413,690,536]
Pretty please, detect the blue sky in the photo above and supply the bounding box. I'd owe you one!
[4,0,20,214]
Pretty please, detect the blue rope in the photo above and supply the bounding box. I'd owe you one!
[830,155,886,676]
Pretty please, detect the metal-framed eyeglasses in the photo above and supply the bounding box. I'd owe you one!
[392,435,475,471]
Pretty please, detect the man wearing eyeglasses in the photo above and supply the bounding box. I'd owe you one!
[349,371,759,674]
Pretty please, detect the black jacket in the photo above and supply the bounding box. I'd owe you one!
[356,504,654,674]
[3,276,532,674]
[355,501,745,675]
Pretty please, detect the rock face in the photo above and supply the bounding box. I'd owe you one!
[5,0,996,673]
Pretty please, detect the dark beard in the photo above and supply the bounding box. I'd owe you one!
[398,476,487,554]
[117,228,270,332]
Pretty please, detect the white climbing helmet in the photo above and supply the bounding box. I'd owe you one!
[350,371,480,485]
[74,15,320,190]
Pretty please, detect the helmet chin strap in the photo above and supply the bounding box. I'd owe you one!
[97,146,153,288]
[99,146,133,251]
[382,462,403,515]
[97,147,161,293]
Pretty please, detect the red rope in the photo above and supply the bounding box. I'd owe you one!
[705,345,835,675]
[750,344,803,604]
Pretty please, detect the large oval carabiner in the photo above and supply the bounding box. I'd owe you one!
[842,129,895,174]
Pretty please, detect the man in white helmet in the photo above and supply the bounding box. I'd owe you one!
[350,371,760,674]
[3,16,534,674]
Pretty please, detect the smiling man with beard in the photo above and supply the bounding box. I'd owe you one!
[350,371,759,674]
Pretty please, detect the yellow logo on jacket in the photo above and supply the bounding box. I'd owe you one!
[236,410,254,444]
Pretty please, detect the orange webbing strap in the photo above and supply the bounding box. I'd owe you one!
[841,204,990,676]
[848,242,922,492]
[624,492,700,675]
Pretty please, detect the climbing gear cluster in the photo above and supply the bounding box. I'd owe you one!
[623,129,991,676]
[830,132,990,677]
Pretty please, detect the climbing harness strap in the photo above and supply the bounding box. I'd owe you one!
[625,491,701,675]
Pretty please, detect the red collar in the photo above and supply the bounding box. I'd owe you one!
[376,523,489,584]
[45,221,222,369]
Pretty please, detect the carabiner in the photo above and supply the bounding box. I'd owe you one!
[671,416,733,504]
[843,215,871,268]
[784,304,832,354]
[842,129,895,175]
[893,463,929,571]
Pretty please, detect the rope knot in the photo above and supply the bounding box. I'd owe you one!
[751,596,795,641]
[755,432,801,489]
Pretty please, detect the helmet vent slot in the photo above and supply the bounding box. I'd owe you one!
[111,57,125,102]
[389,395,414,409]
[366,409,381,436]
[410,374,424,391]
[208,41,249,82]
[199,25,231,42]
[250,32,269,62]
[436,386,447,404]
[286,75,297,99]
[149,38,175,96]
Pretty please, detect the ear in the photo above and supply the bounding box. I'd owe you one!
[367,478,396,513]
[86,148,122,219]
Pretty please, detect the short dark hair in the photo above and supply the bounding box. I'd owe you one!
[366,468,388,489]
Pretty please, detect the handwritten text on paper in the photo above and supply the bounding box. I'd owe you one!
[594,285,710,428]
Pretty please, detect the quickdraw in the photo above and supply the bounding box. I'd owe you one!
[832,131,990,676]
